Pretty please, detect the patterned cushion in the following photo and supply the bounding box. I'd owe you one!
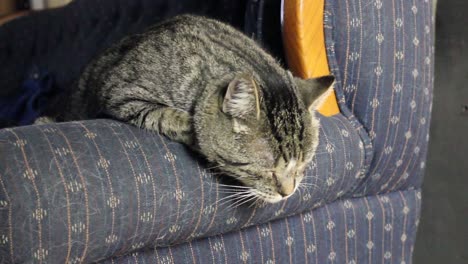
[0,114,365,263]
[103,189,421,264]
[325,0,434,195]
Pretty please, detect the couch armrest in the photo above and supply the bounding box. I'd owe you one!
[0,114,365,263]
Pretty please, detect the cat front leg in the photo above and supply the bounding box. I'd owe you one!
[135,107,194,146]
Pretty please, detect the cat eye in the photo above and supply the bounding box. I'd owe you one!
[215,154,251,167]
[271,172,279,185]
[225,161,252,166]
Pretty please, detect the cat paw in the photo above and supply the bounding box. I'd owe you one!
[34,116,56,125]
[143,108,194,145]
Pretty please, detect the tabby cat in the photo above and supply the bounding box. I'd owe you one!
[58,15,334,203]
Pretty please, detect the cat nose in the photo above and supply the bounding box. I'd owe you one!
[275,174,296,197]
[278,185,294,197]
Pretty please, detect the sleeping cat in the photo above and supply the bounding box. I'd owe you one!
[53,15,334,203]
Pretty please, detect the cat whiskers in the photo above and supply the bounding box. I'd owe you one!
[313,150,335,155]
[225,192,258,210]
[215,185,259,209]
[216,191,250,205]
[216,183,252,189]
[218,191,254,209]
[216,185,252,199]
[298,182,319,189]
[302,175,324,183]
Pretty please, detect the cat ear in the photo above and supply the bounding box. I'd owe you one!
[295,75,335,111]
[222,74,261,119]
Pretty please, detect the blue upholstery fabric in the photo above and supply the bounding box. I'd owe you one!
[0,0,433,263]
[0,114,365,263]
[104,189,421,264]
[326,0,434,195]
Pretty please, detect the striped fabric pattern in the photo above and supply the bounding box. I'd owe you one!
[0,114,365,263]
[326,0,434,196]
[104,189,421,264]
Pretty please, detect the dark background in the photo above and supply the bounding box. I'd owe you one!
[413,0,468,263]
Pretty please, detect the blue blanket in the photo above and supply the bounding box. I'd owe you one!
[0,69,59,127]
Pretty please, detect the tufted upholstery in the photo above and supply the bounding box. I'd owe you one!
[0,0,433,263]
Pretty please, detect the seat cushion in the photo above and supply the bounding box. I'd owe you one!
[102,189,421,264]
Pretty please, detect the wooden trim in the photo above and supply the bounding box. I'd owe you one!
[283,0,340,116]
[0,11,30,26]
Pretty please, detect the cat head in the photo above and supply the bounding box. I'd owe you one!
[194,72,334,203]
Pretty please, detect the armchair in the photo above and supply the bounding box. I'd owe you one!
[0,0,433,263]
